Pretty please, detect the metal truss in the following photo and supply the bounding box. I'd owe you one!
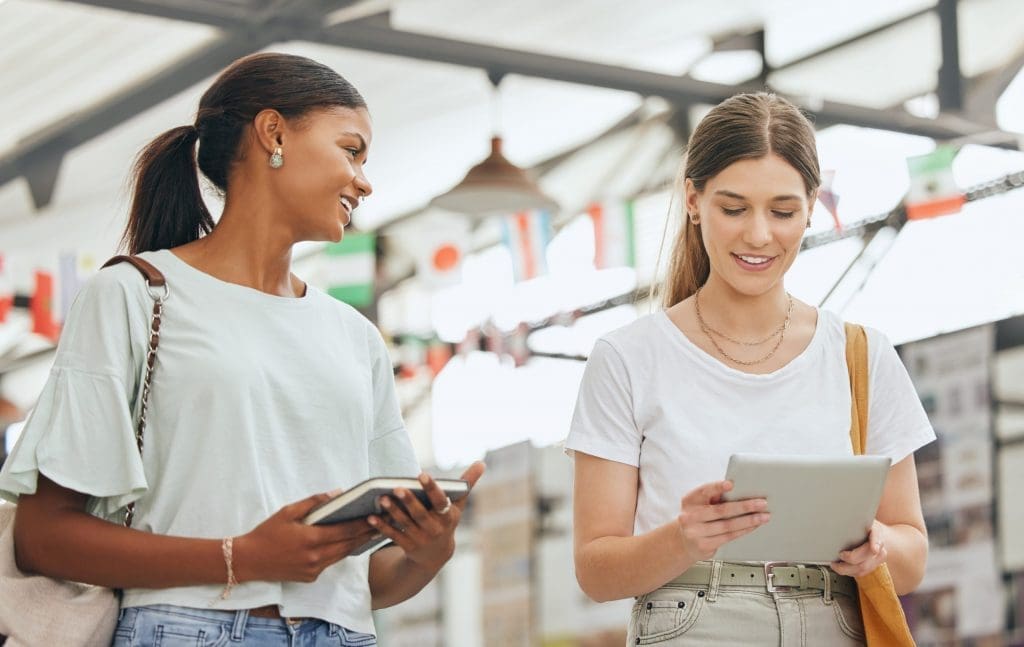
[4,0,1021,210]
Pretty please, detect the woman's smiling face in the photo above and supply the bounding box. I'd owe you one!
[686,153,815,297]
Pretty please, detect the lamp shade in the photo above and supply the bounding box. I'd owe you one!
[430,137,560,217]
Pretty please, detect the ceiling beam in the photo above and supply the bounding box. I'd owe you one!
[0,30,272,208]
[937,0,964,112]
[317,21,741,107]
[964,42,1024,125]
[60,0,252,30]
[4,0,358,209]
[6,1,1019,210]
[313,21,1000,142]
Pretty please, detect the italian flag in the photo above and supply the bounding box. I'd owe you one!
[501,210,553,282]
[587,200,636,269]
[905,146,965,220]
[323,232,376,307]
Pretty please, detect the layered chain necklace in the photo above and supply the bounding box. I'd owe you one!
[694,287,794,366]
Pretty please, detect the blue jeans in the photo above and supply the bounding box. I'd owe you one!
[112,605,376,647]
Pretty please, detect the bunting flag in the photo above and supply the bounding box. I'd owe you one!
[456,328,481,357]
[588,200,636,269]
[426,339,454,376]
[501,210,553,282]
[398,334,426,379]
[507,322,530,367]
[905,146,965,220]
[31,270,60,341]
[323,233,376,307]
[818,170,842,232]
[484,322,505,358]
[414,222,471,288]
[0,255,12,323]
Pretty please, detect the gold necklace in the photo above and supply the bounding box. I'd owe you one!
[694,288,794,366]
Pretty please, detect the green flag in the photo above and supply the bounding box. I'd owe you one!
[324,233,376,307]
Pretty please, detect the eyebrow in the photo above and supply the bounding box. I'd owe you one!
[341,131,368,153]
[713,190,802,202]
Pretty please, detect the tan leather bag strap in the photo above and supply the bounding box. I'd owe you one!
[101,255,168,527]
[845,322,869,455]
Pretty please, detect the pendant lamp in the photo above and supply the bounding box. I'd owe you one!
[429,75,559,220]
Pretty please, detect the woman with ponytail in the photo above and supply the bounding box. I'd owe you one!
[0,52,483,646]
[566,93,932,645]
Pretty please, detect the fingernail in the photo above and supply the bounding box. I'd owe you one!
[368,517,378,526]
[419,474,430,485]
[381,498,391,509]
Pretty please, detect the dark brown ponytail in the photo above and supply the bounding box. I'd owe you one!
[123,125,213,254]
[122,52,367,254]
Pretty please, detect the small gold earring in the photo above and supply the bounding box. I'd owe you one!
[690,212,700,225]
[269,146,284,169]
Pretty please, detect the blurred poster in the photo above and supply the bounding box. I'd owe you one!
[997,443,1024,571]
[913,541,1005,640]
[940,437,992,510]
[900,324,994,440]
[903,586,957,645]
[899,325,1007,642]
[476,441,534,647]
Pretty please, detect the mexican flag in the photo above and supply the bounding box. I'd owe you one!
[323,232,376,307]
[501,210,553,282]
[905,146,965,220]
[587,200,636,269]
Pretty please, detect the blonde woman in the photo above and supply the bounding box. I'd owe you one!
[567,92,932,645]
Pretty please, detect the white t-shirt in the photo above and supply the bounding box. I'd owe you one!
[0,249,419,635]
[565,308,935,537]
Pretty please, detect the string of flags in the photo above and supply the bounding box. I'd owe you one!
[1,152,1016,378]
[386,159,1022,377]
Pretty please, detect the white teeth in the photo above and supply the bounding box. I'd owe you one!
[738,255,771,265]
[339,197,354,212]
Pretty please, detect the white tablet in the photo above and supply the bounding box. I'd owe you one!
[716,453,892,564]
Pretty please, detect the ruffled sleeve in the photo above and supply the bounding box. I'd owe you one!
[0,263,152,521]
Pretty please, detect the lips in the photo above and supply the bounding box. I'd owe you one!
[732,253,776,272]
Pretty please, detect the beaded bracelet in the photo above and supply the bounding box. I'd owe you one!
[219,537,238,600]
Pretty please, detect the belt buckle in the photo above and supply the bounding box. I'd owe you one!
[763,562,799,593]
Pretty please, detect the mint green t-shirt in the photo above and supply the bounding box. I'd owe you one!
[0,249,419,634]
